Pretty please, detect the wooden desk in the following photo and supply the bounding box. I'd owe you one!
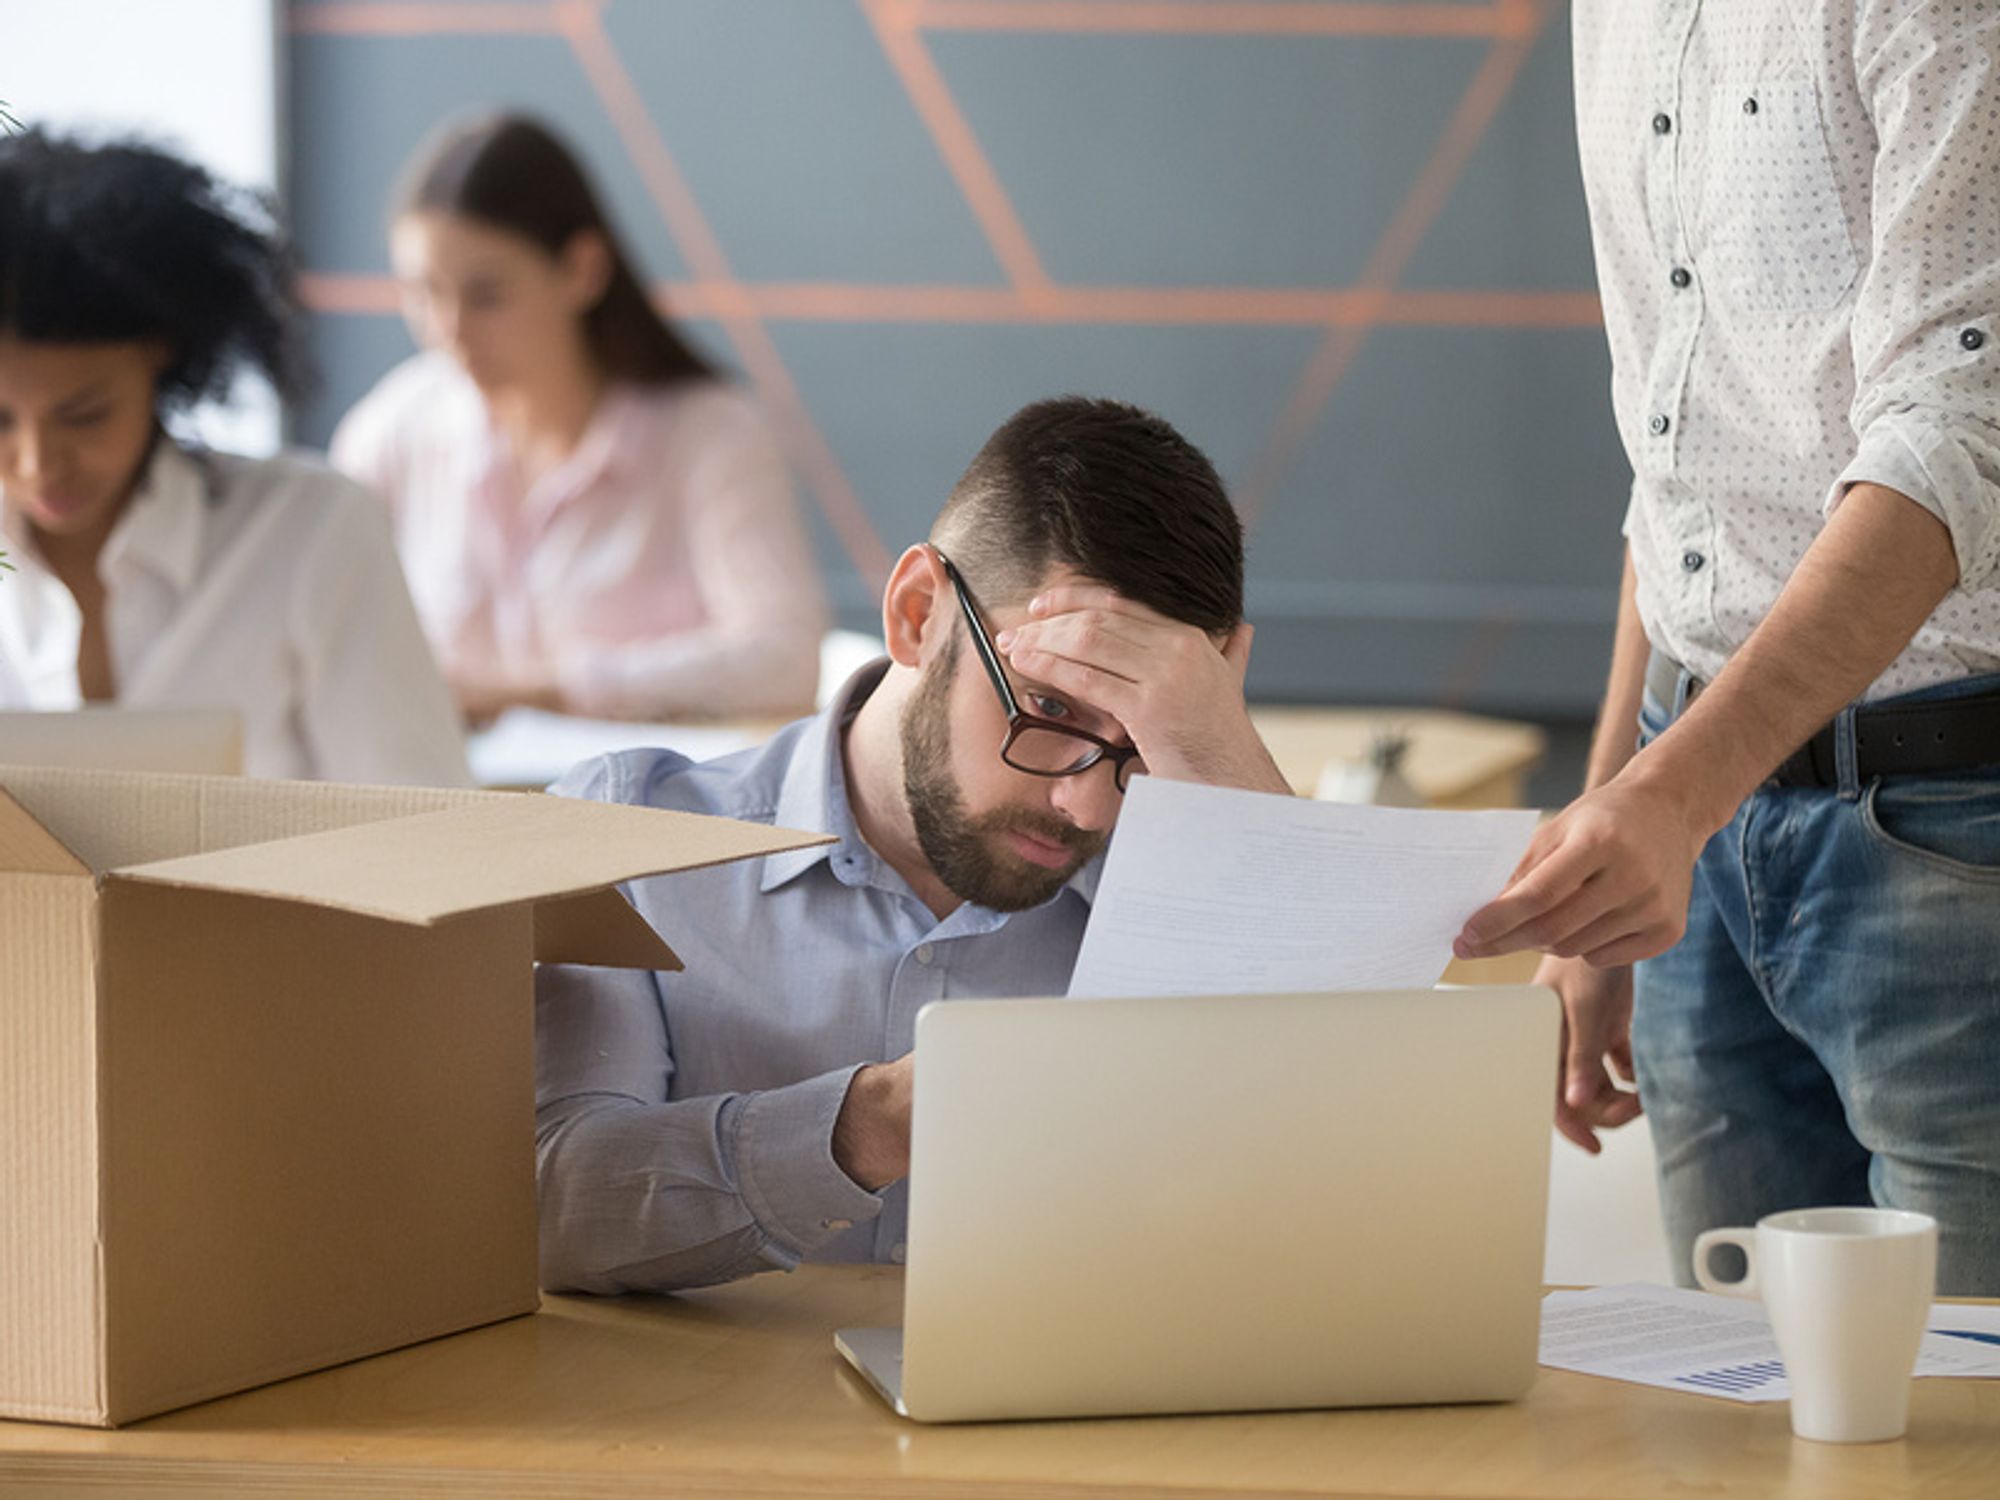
[1248,706,1548,808]
[3,1269,1995,1498]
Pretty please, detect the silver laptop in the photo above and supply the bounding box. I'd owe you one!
[836,986,1557,1423]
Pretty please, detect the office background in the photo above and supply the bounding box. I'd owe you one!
[283,0,1628,716]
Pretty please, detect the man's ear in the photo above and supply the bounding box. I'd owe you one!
[881,544,948,668]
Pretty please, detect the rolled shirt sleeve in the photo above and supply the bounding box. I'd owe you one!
[1830,3,2000,589]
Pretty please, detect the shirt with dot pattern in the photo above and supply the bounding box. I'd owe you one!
[1573,0,2000,698]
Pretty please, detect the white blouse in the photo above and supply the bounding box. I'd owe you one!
[0,440,472,786]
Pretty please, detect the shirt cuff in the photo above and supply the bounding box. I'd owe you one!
[727,1065,884,1262]
[1830,412,2000,591]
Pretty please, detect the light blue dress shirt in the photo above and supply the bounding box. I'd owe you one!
[535,662,1098,1293]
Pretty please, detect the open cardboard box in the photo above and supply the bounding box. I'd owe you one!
[0,764,827,1427]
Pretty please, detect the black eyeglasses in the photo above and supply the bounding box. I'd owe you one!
[935,549,1145,792]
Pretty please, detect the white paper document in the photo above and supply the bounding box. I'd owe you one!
[1066,777,1539,999]
[1929,1301,2000,1352]
[1538,1284,2000,1403]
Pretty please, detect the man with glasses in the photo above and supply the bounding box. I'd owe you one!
[534,396,1291,1294]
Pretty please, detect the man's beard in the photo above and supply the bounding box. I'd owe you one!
[900,639,1107,912]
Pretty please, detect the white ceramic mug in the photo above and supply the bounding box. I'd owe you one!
[1693,1207,1938,1443]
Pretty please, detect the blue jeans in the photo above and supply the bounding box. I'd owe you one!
[1631,672,2000,1295]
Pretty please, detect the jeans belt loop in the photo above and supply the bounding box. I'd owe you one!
[1832,704,1862,801]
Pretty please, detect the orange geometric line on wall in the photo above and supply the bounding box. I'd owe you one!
[908,1,1532,39]
[302,273,1600,329]
[289,2,564,34]
[291,0,1527,40]
[1236,0,1556,524]
[863,0,1054,297]
[553,0,895,587]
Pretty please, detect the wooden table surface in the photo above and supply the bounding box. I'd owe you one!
[3,1268,1995,1499]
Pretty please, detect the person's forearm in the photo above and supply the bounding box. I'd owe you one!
[1582,549,1650,794]
[559,623,822,722]
[1623,483,1959,833]
[534,1071,881,1294]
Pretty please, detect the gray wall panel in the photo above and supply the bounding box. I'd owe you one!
[287,0,1627,713]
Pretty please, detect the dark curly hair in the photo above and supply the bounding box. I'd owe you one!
[0,130,309,409]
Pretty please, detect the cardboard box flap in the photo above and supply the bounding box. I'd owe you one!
[0,788,88,877]
[535,888,683,971]
[0,763,500,874]
[107,794,830,929]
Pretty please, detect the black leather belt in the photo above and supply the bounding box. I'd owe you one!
[1644,650,2000,788]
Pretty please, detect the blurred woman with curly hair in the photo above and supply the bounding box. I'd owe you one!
[0,131,469,785]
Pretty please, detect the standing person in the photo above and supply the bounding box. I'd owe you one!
[534,396,1292,1294]
[332,115,827,725]
[0,131,470,787]
[1455,6,2000,1292]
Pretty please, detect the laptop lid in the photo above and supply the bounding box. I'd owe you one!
[893,986,1558,1422]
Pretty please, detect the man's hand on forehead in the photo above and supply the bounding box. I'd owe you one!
[993,584,1291,795]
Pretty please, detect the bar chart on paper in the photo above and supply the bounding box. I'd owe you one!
[1673,1358,1786,1399]
[1539,1285,2000,1405]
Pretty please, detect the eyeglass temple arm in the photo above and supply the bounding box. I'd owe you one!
[935,549,1022,718]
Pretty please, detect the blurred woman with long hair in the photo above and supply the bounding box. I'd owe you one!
[333,115,827,724]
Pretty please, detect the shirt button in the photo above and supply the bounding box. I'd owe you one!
[1682,551,1705,573]
[1648,413,1671,436]
[1669,267,1692,289]
[915,944,935,966]
[1652,112,1673,135]
[1742,97,1759,115]
[1962,328,1986,351]
[890,1242,908,1265]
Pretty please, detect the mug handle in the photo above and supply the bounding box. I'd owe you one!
[1692,1227,1759,1298]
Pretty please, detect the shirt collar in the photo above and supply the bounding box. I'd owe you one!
[759,658,889,893]
[757,657,1102,912]
[99,439,209,595]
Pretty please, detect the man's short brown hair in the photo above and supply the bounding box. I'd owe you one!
[929,396,1244,634]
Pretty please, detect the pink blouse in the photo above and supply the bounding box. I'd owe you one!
[331,354,827,719]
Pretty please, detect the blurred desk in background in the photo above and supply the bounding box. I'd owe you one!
[468,707,789,790]
[476,705,1549,806]
[1250,706,1548,809]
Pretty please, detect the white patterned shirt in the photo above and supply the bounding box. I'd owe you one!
[1572,0,2000,698]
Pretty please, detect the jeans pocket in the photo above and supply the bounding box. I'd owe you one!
[1859,776,2000,880]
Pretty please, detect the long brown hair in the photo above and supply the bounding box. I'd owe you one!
[399,114,714,386]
